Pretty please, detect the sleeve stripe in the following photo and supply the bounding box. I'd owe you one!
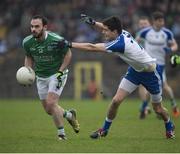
[48,32,62,40]
[22,35,33,47]
[105,39,119,49]
[162,28,174,40]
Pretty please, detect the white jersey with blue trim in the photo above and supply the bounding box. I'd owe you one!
[138,26,174,65]
[105,30,156,72]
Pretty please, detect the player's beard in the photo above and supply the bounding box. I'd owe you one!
[32,29,44,39]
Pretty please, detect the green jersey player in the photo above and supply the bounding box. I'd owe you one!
[22,15,80,140]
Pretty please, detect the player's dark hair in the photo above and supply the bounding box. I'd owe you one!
[31,15,48,26]
[151,11,164,20]
[139,16,149,21]
[102,16,122,34]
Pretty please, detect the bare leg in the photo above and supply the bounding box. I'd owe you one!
[90,88,130,139]
[152,102,169,121]
[138,85,151,119]
[42,92,64,128]
[152,101,175,139]
[107,88,130,120]
[163,81,180,118]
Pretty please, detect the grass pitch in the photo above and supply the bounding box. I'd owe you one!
[0,98,179,153]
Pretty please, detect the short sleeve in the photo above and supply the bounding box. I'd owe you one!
[105,36,125,53]
[22,39,31,56]
[138,27,151,39]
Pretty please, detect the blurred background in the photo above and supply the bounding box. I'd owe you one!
[0,0,179,99]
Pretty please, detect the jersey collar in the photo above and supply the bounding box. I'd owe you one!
[44,31,48,40]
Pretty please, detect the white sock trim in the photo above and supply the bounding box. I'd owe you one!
[106,117,112,122]
[165,117,170,123]
[58,128,65,136]
[65,111,72,120]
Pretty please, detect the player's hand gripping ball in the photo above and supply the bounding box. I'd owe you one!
[16,66,35,86]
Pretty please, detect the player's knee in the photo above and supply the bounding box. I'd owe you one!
[153,105,161,114]
[112,96,123,107]
[152,104,165,115]
[45,100,56,115]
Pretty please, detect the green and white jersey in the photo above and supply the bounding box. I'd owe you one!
[22,31,69,77]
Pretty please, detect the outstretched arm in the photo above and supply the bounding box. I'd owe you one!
[72,42,106,52]
[53,39,107,53]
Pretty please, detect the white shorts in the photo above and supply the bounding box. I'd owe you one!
[162,69,167,83]
[36,69,68,100]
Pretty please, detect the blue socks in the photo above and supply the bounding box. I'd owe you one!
[102,117,112,131]
[140,101,148,112]
[165,120,174,131]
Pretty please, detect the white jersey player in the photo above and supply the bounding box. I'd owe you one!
[105,30,156,72]
[57,15,175,139]
[136,16,152,119]
[138,26,174,65]
[136,12,179,118]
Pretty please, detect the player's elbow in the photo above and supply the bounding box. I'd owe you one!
[172,41,178,52]
[87,43,105,52]
[87,43,99,51]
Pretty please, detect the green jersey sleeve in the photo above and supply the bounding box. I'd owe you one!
[22,35,33,56]
[50,32,69,54]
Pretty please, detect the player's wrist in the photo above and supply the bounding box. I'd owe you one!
[56,71,63,80]
[57,70,63,76]
[67,41,72,48]
[90,19,96,25]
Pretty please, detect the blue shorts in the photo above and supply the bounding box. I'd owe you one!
[124,66,162,94]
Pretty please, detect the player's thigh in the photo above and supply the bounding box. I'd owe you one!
[139,85,147,93]
[46,92,59,104]
[119,77,138,94]
[117,77,138,101]
[138,85,148,99]
[113,88,130,103]
[36,76,49,100]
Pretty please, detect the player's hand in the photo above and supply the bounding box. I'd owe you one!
[170,54,178,67]
[56,71,64,89]
[163,47,172,54]
[51,39,72,49]
[81,14,96,25]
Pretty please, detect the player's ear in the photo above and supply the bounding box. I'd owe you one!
[44,25,48,30]
[112,29,118,35]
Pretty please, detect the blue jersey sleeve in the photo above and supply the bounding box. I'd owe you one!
[138,27,151,39]
[162,28,174,41]
[105,36,125,53]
